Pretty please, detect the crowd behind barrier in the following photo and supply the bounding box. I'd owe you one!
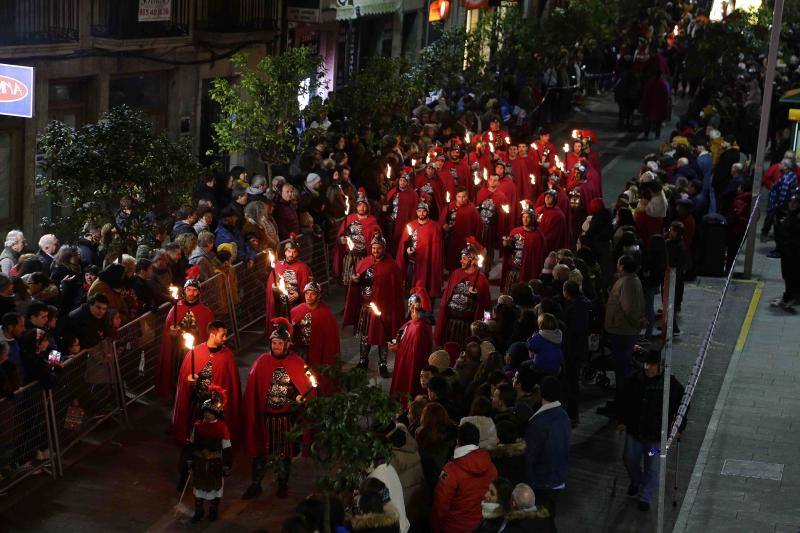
[0,230,333,494]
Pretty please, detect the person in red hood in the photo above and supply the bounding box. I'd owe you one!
[383,168,419,256]
[725,184,752,271]
[290,281,340,395]
[431,422,497,533]
[389,284,433,402]
[332,188,380,285]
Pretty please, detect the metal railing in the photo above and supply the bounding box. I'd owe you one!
[195,0,278,33]
[91,0,190,39]
[0,0,79,46]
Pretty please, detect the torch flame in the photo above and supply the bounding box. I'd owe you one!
[555,155,564,171]
[563,143,570,153]
[406,224,413,236]
[182,332,195,350]
[501,204,510,214]
[465,132,471,143]
[268,250,276,268]
[426,154,431,164]
[411,158,417,167]
[673,24,679,36]
[277,275,288,296]
[483,168,488,181]
[529,173,536,185]
[521,200,529,210]
[446,191,451,204]
[531,143,539,152]
[504,136,511,145]
[369,302,382,316]
[305,368,318,388]
[386,164,391,180]
[473,172,481,186]
[488,132,494,142]
[571,129,579,139]
[344,196,350,215]
[169,285,180,301]
[477,254,485,268]
[489,142,495,154]
[346,236,354,251]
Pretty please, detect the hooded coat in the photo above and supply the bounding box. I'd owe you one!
[431,446,497,533]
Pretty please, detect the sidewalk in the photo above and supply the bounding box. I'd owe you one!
[674,219,800,533]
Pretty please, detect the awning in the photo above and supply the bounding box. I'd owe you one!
[335,0,401,20]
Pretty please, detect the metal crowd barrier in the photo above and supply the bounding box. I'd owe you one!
[198,271,240,347]
[232,252,269,331]
[115,303,170,407]
[296,232,331,287]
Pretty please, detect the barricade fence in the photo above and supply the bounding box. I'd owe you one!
[0,231,333,491]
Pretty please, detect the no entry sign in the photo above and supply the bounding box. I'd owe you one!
[0,63,34,119]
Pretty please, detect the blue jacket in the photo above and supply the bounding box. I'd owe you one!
[525,403,571,489]
[215,223,256,263]
[767,171,798,215]
[526,330,563,375]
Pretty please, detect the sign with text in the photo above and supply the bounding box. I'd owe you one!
[138,0,172,22]
[0,63,34,119]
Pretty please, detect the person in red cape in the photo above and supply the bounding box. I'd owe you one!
[241,318,315,500]
[507,143,534,203]
[467,136,494,200]
[536,189,569,254]
[486,117,509,154]
[414,162,447,223]
[567,163,593,247]
[265,234,313,335]
[290,281,340,395]
[435,238,491,347]
[441,142,471,197]
[580,133,603,196]
[156,277,214,398]
[172,320,242,446]
[495,160,519,226]
[476,173,510,263]
[332,188,380,285]
[383,168,420,255]
[344,231,405,377]
[397,199,444,298]
[389,285,434,402]
[443,187,484,272]
[566,138,585,173]
[535,172,572,226]
[501,205,547,293]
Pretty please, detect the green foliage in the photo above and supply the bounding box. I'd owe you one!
[330,56,423,134]
[209,48,326,168]
[36,105,200,242]
[290,367,400,494]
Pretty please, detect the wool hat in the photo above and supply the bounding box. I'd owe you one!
[428,350,451,372]
[305,173,322,188]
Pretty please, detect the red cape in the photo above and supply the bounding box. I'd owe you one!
[508,156,535,204]
[242,352,313,458]
[497,176,518,226]
[435,268,491,346]
[389,317,433,401]
[444,203,484,272]
[171,343,242,445]
[396,219,444,298]
[290,301,341,395]
[567,182,591,246]
[476,187,511,242]
[343,256,405,345]
[502,226,547,291]
[265,259,313,334]
[332,214,381,280]
[414,172,447,223]
[536,205,568,253]
[441,159,471,196]
[155,301,214,398]
[384,187,419,256]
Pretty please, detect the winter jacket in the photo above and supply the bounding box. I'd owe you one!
[767,171,797,215]
[526,329,563,375]
[187,246,215,281]
[473,503,505,533]
[368,463,410,533]
[459,415,498,449]
[274,199,301,240]
[604,272,644,336]
[490,439,528,487]
[350,510,401,533]
[619,370,686,443]
[390,425,429,529]
[502,507,555,533]
[0,247,18,275]
[775,206,800,256]
[76,238,100,268]
[36,250,55,275]
[171,220,197,239]
[431,445,497,533]
[87,279,129,324]
[214,222,256,263]
[525,402,570,489]
[65,303,109,350]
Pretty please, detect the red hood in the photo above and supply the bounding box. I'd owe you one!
[452,448,494,477]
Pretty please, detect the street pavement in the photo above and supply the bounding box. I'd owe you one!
[0,94,772,532]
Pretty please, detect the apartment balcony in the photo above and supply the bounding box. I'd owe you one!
[91,0,190,45]
[0,0,79,47]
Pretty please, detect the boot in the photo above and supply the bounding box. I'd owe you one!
[357,342,370,369]
[191,498,205,522]
[242,457,266,499]
[378,346,391,378]
[276,458,290,498]
[208,498,220,522]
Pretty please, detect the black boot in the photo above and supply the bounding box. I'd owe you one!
[378,346,391,378]
[357,342,370,369]
[191,499,205,522]
[277,459,290,498]
[208,498,220,522]
[242,457,265,499]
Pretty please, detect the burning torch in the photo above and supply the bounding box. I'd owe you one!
[183,332,196,382]
[168,285,180,327]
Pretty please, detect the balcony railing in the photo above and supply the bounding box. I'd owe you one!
[0,0,79,46]
[195,0,278,33]
[91,0,190,39]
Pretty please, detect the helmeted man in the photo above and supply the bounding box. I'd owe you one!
[344,231,405,377]
[265,234,313,334]
[529,129,556,183]
[242,318,315,500]
[290,281,340,395]
[507,143,535,204]
[501,204,547,292]
[389,284,434,401]
[383,167,420,255]
[414,162,447,223]
[397,200,444,298]
[172,320,242,446]
[156,278,215,398]
[567,163,592,246]
[495,160,519,226]
[332,188,380,285]
[443,187,484,272]
[566,138,585,174]
[476,173,511,262]
[435,238,491,347]
[536,189,569,254]
[441,141,471,198]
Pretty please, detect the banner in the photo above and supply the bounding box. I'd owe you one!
[0,63,34,119]
[138,0,172,22]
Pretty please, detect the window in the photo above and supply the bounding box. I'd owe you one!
[49,79,91,128]
[109,73,168,131]
[0,118,23,227]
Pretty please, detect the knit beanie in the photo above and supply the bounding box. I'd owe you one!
[428,350,451,372]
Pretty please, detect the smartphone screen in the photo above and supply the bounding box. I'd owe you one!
[48,350,61,364]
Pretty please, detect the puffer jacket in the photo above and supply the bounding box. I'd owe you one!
[604,272,644,336]
[350,510,401,533]
[431,446,497,533]
[502,507,555,533]
[490,439,528,487]
[390,425,429,528]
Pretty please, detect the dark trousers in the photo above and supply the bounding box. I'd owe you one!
[642,119,662,139]
[609,334,638,402]
[534,487,562,531]
[780,253,800,302]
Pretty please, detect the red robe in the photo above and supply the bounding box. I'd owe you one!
[156,300,214,398]
[332,214,381,280]
[468,152,494,201]
[535,187,571,228]
[414,172,447,223]
[497,176,518,226]
[586,151,603,195]
[441,158,471,196]
[172,343,242,445]
[566,151,583,174]
[567,181,592,246]
[476,186,511,247]
[383,186,419,255]
[508,156,535,203]
[343,256,405,345]
[389,317,433,401]
[536,205,568,253]
[242,352,312,458]
[265,259,313,334]
[290,301,340,395]
[501,226,547,291]
[396,219,444,298]
[444,202,484,272]
[435,268,491,346]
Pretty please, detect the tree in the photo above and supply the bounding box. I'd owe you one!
[209,48,326,177]
[37,105,201,244]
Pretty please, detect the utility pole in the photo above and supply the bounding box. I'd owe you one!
[744,0,784,278]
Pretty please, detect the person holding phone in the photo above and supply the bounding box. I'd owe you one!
[20,328,61,388]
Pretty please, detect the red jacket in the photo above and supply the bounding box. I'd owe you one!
[431,447,497,533]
